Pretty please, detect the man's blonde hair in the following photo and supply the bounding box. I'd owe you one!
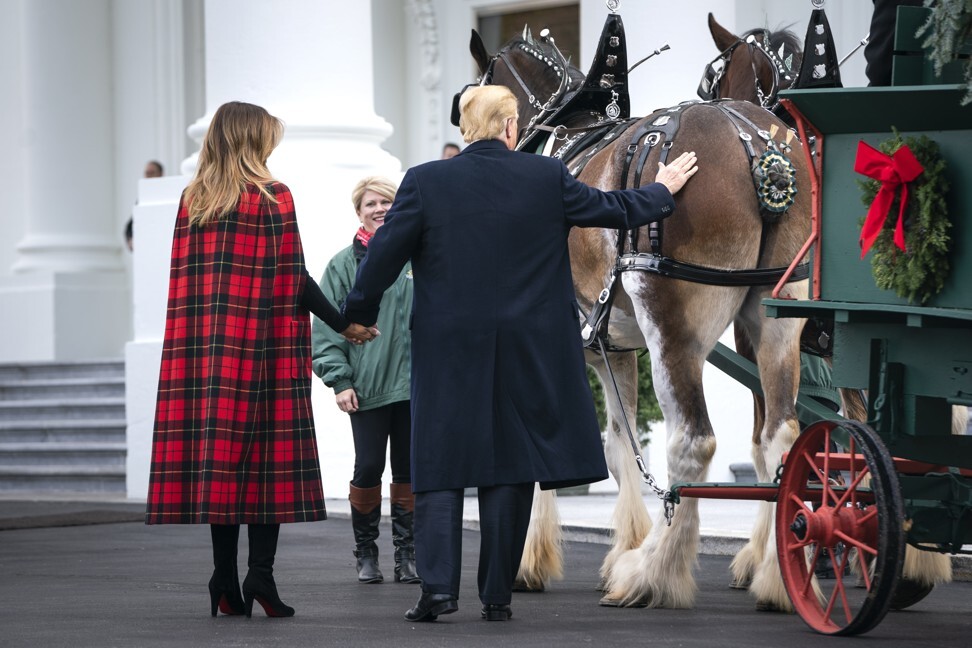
[458,86,519,143]
[351,176,398,213]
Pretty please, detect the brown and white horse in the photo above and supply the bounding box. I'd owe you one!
[471,28,811,610]
[705,12,957,610]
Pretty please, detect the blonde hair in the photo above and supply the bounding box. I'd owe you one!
[458,86,519,143]
[184,101,283,226]
[351,176,398,214]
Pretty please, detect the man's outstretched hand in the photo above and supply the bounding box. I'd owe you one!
[655,151,699,196]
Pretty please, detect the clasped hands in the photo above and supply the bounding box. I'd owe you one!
[342,323,380,345]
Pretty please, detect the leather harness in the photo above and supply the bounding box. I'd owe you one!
[554,100,809,351]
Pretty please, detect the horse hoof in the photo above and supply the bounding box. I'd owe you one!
[755,600,788,613]
[512,579,545,593]
[598,595,647,608]
[889,579,935,610]
[728,575,751,590]
[594,578,607,592]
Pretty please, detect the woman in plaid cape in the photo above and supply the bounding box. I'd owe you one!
[146,101,377,618]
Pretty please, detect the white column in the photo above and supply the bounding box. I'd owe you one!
[127,0,402,499]
[14,0,120,274]
[0,0,128,362]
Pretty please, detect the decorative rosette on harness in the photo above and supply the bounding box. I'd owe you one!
[752,141,797,218]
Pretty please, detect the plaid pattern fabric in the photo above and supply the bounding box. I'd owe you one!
[146,183,326,525]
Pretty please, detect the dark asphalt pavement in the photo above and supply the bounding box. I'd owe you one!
[1,501,971,647]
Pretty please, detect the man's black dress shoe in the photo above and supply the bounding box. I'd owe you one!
[404,592,458,622]
[481,603,512,621]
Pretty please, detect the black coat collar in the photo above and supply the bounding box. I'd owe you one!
[459,139,508,155]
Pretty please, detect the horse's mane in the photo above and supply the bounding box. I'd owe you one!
[741,26,803,71]
[506,35,587,94]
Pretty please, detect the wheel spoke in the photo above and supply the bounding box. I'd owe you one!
[834,529,878,557]
[822,432,834,507]
[799,449,829,504]
[834,468,871,509]
[802,545,822,597]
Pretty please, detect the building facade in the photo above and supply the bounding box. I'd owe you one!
[0,0,872,497]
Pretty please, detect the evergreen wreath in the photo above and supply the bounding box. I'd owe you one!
[858,130,951,304]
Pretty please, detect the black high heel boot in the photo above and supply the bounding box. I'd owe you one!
[209,523,245,616]
[390,482,421,584]
[242,524,295,618]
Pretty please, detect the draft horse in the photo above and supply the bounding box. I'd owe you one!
[470,27,811,610]
[705,12,957,608]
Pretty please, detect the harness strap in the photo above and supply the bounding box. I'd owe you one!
[566,118,639,178]
[533,121,622,138]
[618,253,809,287]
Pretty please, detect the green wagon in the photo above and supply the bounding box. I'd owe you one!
[675,7,972,636]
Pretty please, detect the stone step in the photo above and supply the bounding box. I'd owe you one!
[0,398,125,421]
[0,377,126,401]
[0,360,124,381]
[0,443,126,466]
[0,419,126,443]
[0,465,126,493]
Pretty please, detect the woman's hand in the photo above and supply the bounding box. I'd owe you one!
[335,388,359,413]
[342,323,380,345]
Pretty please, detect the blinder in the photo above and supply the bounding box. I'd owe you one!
[450,83,478,127]
[696,41,741,101]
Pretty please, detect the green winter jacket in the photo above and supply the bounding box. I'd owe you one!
[311,243,412,411]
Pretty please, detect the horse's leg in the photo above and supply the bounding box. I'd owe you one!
[737,288,806,612]
[514,485,562,591]
[727,326,770,591]
[586,349,652,588]
[599,280,742,609]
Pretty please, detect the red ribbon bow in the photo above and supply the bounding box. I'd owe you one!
[854,140,924,258]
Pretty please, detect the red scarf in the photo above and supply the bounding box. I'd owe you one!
[355,226,374,247]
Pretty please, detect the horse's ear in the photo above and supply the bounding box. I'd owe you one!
[470,29,491,75]
[708,13,738,52]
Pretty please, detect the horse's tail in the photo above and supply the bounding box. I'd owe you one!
[953,405,969,436]
[840,387,868,423]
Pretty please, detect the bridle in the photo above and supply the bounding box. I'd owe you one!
[480,39,573,147]
[697,30,796,112]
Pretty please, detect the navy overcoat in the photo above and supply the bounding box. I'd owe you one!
[344,139,675,493]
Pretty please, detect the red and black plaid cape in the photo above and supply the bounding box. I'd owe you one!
[146,182,326,525]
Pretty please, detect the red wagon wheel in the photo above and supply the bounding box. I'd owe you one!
[776,420,905,636]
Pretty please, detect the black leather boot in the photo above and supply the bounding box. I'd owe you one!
[209,524,245,616]
[350,483,383,584]
[242,524,295,617]
[390,482,421,584]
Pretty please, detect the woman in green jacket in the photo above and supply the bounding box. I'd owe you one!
[312,176,418,585]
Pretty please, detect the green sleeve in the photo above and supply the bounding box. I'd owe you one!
[311,254,355,394]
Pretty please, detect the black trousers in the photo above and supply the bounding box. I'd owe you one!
[414,483,534,605]
[864,0,923,86]
[349,400,411,488]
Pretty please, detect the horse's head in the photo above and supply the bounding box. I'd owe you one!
[699,13,802,110]
[469,27,583,136]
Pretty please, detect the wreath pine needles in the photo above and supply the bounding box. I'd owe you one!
[858,130,951,304]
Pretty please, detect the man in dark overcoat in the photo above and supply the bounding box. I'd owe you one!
[343,85,698,622]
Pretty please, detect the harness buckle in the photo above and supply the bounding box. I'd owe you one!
[597,287,611,304]
[553,124,568,141]
[580,323,594,342]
